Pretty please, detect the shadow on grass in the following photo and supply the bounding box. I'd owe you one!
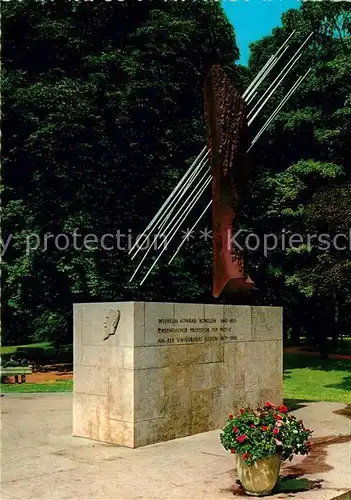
[325,376,351,391]
[284,353,350,373]
[283,398,313,411]
[2,344,73,366]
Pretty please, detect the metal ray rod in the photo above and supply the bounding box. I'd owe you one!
[248,68,311,151]
[244,57,278,102]
[168,200,213,265]
[248,50,301,121]
[243,29,297,101]
[130,149,209,260]
[139,176,212,286]
[242,29,296,99]
[128,145,208,255]
[248,52,302,126]
[242,55,275,100]
[248,31,314,121]
[246,91,257,106]
[129,167,211,282]
[248,76,304,151]
[252,74,305,142]
[245,43,290,103]
[131,152,209,261]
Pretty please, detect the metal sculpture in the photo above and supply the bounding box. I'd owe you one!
[129,31,313,299]
[204,65,254,298]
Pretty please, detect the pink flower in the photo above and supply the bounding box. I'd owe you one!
[233,426,239,433]
[275,420,284,428]
[274,438,283,446]
[236,434,246,443]
[273,428,279,435]
[250,424,256,429]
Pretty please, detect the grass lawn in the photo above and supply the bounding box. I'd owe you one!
[0,342,51,354]
[0,380,72,393]
[1,344,349,403]
[283,354,351,404]
[0,341,73,365]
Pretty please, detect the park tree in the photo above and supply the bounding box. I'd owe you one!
[2,0,240,344]
[3,0,350,352]
[241,0,351,349]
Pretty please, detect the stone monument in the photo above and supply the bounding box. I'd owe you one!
[73,65,283,448]
[73,302,282,447]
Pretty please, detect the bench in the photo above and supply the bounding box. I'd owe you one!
[0,366,33,384]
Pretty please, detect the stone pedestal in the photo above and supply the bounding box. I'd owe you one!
[73,302,282,448]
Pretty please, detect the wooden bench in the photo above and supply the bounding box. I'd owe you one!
[0,366,33,384]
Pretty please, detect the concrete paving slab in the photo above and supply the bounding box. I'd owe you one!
[1,394,350,500]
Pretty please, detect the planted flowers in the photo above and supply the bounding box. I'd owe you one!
[220,402,313,466]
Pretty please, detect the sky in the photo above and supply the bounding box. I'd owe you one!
[221,0,300,65]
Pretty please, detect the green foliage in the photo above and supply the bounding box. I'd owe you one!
[241,1,351,346]
[220,403,312,466]
[2,0,239,344]
[3,0,351,349]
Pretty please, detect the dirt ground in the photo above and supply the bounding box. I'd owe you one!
[284,345,351,360]
[5,364,73,384]
[26,370,73,383]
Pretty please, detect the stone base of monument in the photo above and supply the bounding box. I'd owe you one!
[73,302,282,448]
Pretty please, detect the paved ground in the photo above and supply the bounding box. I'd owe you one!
[1,394,350,500]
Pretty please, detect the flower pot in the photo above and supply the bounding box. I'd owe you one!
[236,453,281,496]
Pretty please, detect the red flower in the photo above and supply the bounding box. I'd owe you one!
[273,428,279,435]
[305,428,311,432]
[233,426,239,433]
[242,452,251,460]
[240,408,245,414]
[236,434,246,443]
[274,414,283,421]
[229,414,234,420]
[279,404,288,413]
[230,448,236,454]
[264,401,273,409]
[250,424,256,429]
[261,425,268,431]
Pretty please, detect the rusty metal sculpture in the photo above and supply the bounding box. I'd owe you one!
[129,31,313,299]
[204,65,254,298]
